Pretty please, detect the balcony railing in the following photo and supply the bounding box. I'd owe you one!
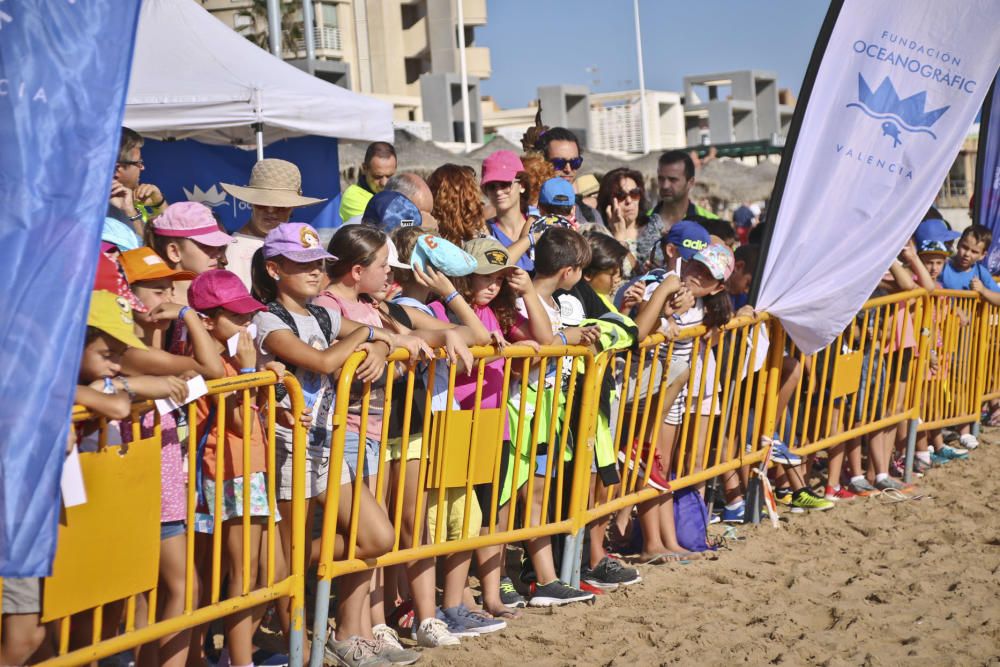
[295,25,342,53]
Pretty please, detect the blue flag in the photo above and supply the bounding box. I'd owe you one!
[0,1,141,576]
[975,70,1000,274]
[141,136,343,233]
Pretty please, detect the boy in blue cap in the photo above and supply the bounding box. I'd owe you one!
[532,177,579,231]
[939,224,1000,305]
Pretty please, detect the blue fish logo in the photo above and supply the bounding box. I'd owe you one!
[847,74,949,148]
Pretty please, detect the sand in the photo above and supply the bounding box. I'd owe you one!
[422,428,1000,666]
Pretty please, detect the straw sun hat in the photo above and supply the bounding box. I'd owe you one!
[220,158,327,208]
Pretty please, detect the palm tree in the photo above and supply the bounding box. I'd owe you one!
[235,0,304,56]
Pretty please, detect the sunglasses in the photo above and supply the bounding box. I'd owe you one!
[118,159,144,168]
[483,180,516,194]
[549,156,583,171]
[613,188,642,202]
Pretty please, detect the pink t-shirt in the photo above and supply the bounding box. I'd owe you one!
[314,290,384,439]
[123,410,186,523]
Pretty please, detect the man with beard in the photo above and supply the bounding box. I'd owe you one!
[635,150,717,264]
[220,158,327,289]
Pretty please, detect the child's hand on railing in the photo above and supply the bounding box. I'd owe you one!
[356,342,389,383]
[442,328,474,374]
[263,360,286,381]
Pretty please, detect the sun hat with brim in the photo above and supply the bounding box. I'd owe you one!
[102,216,142,251]
[119,247,196,284]
[410,234,477,276]
[692,243,735,281]
[220,158,326,208]
[93,254,149,313]
[575,173,600,198]
[463,237,515,275]
[153,202,234,247]
[87,290,148,350]
[189,270,266,315]
[263,222,336,263]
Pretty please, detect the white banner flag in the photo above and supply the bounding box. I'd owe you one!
[754,0,1000,354]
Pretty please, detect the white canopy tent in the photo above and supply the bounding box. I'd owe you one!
[123,0,393,153]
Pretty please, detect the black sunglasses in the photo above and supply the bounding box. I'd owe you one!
[613,188,642,202]
[549,156,583,171]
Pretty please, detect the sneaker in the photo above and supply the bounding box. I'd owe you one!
[498,576,526,608]
[432,608,478,638]
[441,605,505,635]
[325,636,390,667]
[929,452,951,466]
[889,455,906,478]
[708,513,722,525]
[847,478,880,497]
[912,458,932,475]
[722,501,746,523]
[874,476,912,492]
[790,489,834,511]
[769,438,803,466]
[824,485,857,501]
[528,579,595,607]
[774,488,794,506]
[959,433,979,450]
[414,617,459,648]
[618,441,669,491]
[371,625,421,665]
[937,445,969,460]
[582,556,641,590]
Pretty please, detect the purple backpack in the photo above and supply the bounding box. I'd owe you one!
[673,487,712,552]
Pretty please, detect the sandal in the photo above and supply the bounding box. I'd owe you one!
[641,552,691,565]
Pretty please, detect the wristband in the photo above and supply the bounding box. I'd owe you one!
[178,306,191,321]
[444,290,460,305]
[366,325,375,342]
[148,199,165,208]
[119,377,136,401]
[557,331,568,345]
[103,377,115,394]
[128,212,143,222]
[240,367,256,374]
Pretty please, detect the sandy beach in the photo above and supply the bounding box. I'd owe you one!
[422,428,1000,666]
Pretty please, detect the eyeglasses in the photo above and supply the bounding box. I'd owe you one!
[613,188,642,202]
[548,156,583,171]
[118,159,144,169]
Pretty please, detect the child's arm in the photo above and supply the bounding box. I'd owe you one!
[633,275,683,340]
[413,265,491,344]
[75,384,131,420]
[971,277,1000,305]
[505,268,554,343]
[121,305,226,380]
[885,258,917,292]
[262,325,373,376]
[108,374,189,403]
[901,243,936,292]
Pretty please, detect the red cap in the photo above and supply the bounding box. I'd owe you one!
[93,254,149,313]
[188,269,266,315]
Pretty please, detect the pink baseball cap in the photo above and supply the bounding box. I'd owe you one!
[189,269,266,315]
[481,150,525,185]
[263,222,336,263]
[152,202,234,247]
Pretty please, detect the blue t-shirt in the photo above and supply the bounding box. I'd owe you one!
[939,261,999,291]
[730,292,749,310]
[487,219,534,272]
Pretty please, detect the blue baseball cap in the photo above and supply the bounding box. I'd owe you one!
[538,177,576,207]
[662,220,710,260]
[102,216,142,251]
[914,218,960,248]
[361,191,422,232]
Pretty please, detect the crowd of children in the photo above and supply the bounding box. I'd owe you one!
[3,127,998,667]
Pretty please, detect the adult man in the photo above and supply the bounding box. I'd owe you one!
[538,127,604,226]
[108,127,167,235]
[339,141,397,221]
[220,158,326,288]
[635,150,718,263]
[385,172,437,229]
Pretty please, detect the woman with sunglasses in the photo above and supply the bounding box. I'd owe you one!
[481,150,535,270]
[596,167,649,277]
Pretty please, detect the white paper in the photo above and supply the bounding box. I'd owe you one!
[155,375,209,416]
[61,445,87,508]
[227,323,258,358]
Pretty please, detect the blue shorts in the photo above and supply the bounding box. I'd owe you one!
[160,519,185,540]
[343,431,380,481]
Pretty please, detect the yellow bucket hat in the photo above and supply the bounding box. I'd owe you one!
[87,290,148,350]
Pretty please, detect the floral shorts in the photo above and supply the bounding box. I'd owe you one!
[194,471,280,534]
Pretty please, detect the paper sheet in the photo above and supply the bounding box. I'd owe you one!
[227,323,258,357]
[155,375,209,416]
[61,445,87,508]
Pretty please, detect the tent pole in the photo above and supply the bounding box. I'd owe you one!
[302,0,316,63]
[255,124,264,161]
[266,0,281,57]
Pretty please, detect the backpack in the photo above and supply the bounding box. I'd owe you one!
[266,301,335,401]
[672,486,712,552]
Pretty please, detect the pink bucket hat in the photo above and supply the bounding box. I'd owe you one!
[692,243,735,281]
[152,202,234,247]
[481,150,525,185]
[263,223,336,263]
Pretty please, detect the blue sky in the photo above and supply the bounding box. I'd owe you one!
[477,0,830,108]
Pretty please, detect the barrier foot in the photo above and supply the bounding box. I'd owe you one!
[290,612,304,667]
[972,421,981,438]
[904,419,918,485]
[559,528,583,587]
[572,527,585,589]
[308,578,333,667]
[745,476,762,526]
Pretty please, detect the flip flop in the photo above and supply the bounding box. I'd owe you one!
[642,552,691,565]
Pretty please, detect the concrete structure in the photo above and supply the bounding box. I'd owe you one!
[682,70,794,146]
[202,0,490,134]
[588,90,685,154]
[538,84,592,148]
[420,72,484,144]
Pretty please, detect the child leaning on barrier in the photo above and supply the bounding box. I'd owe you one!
[250,223,400,665]
[188,270,285,667]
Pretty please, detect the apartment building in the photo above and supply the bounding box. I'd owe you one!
[201,0,491,126]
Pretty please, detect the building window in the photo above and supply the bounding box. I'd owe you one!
[320,2,338,27]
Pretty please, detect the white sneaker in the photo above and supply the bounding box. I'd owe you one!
[959,433,979,450]
[415,617,460,648]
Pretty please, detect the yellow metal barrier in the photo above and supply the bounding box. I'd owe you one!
[12,372,307,667]
[983,301,1000,403]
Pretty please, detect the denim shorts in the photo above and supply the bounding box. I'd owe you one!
[343,431,380,481]
[160,519,185,540]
